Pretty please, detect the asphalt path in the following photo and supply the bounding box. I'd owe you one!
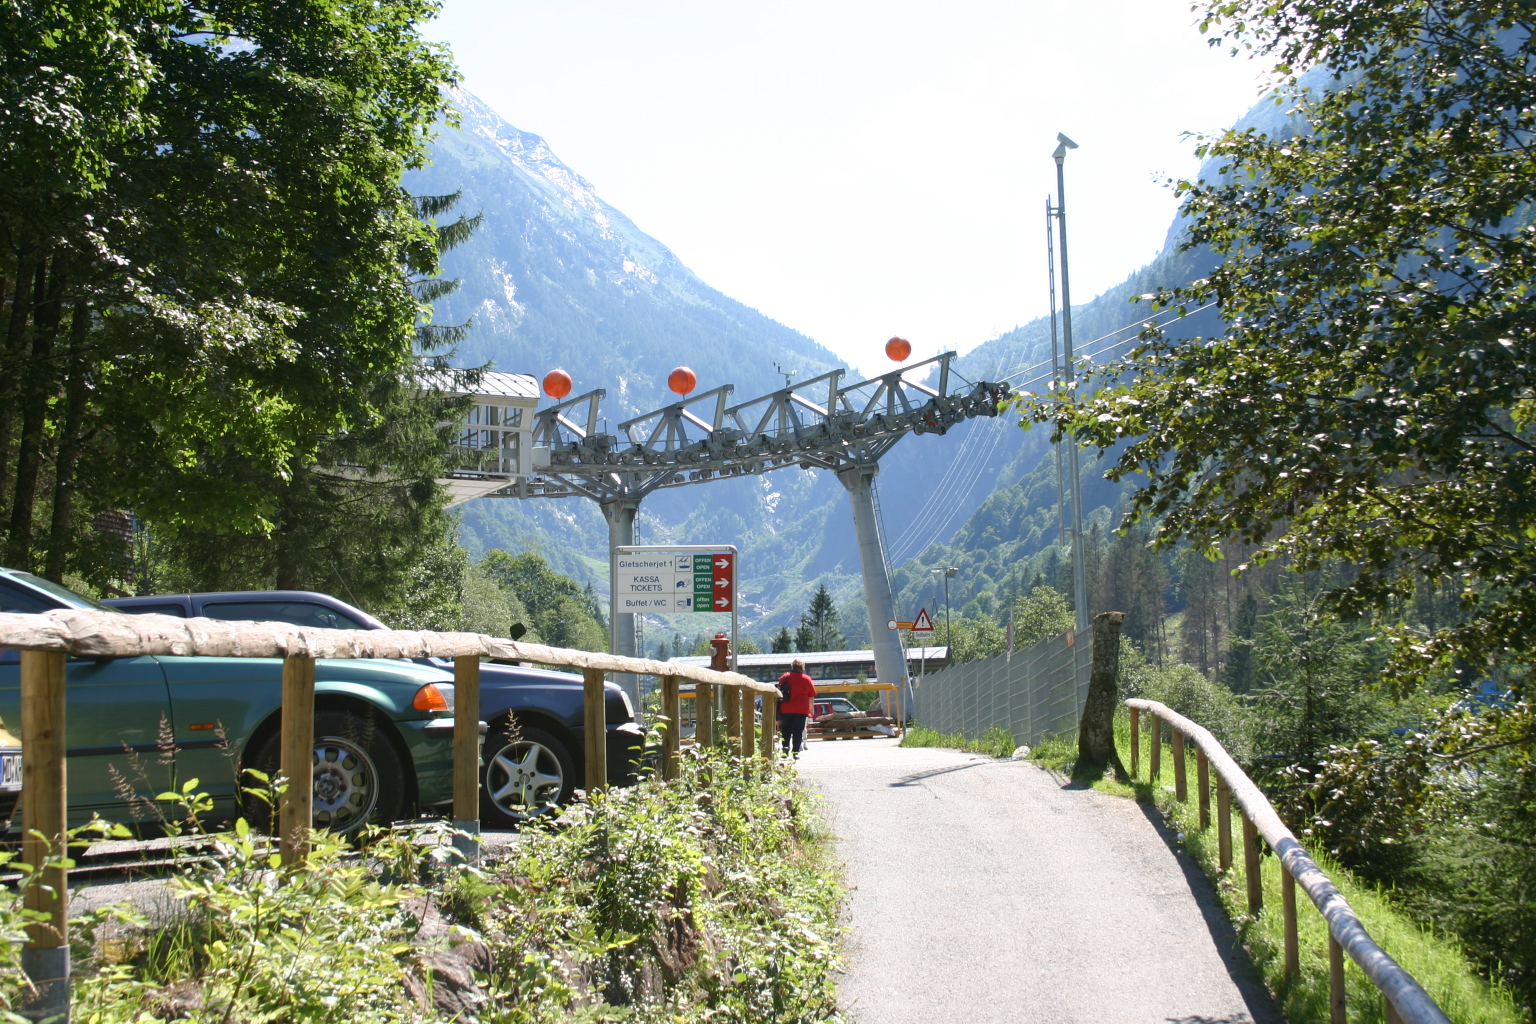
[798,738,1280,1024]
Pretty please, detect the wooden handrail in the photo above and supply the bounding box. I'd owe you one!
[1127,699,1449,1024]
[0,608,777,692]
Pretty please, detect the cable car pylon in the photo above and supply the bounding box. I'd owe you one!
[458,352,1010,710]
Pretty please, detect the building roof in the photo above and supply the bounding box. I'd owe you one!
[422,369,540,401]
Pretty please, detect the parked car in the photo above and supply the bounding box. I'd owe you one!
[0,568,462,833]
[105,589,646,826]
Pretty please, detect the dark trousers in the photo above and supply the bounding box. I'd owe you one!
[779,712,808,752]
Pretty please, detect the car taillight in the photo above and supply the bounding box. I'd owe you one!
[413,682,454,712]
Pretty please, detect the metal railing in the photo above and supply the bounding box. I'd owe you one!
[0,608,776,1021]
[914,628,1090,746]
[1128,699,1451,1024]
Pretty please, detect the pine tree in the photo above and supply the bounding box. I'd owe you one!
[771,626,794,653]
[799,583,845,652]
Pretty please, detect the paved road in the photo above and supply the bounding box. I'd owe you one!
[798,738,1280,1024]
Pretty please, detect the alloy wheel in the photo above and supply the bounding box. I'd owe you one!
[311,736,379,831]
[485,739,565,816]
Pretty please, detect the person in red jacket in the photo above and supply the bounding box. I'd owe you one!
[777,659,818,755]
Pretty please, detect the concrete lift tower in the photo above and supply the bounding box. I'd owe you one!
[439,355,1010,710]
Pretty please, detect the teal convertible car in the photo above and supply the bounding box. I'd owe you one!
[0,568,462,832]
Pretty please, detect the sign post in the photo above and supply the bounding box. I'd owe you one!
[614,545,738,728]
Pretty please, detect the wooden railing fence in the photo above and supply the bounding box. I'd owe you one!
[0,608,776,1020]
[1126,698,1451,1024]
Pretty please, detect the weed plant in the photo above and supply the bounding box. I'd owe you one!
[3,749,843,1023]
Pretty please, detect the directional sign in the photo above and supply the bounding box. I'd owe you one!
[888,619,914,630]
[911,608,934,633]
[613,550,734,613]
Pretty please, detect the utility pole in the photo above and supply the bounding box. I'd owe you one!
[1052,132,1090,635]
[1046,197,1068,544]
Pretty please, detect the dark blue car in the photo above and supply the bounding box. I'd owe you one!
[105,590,645,826]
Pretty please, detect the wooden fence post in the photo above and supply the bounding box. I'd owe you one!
[453,655,481,862]
[1217,775,1233,872]
[1128,705,1139,777]
[761,694,777,761]
[1148,715,1161,780]
[1329,934,1347,1024]
[1243,812,1263,915]
[20,649,69,1020]
[1172,727,1187,802]
[279,654,316,866]
[1197,749,1210,830]
[661,675,680,781]
[583,668,608,795]
[695,682,714,747]
[1282,868,1299,979]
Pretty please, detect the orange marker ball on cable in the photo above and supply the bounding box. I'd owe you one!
[543,369,573,399]
[886,336,912,362]
[668,366,697,395]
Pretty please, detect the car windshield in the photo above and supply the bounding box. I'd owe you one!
[5,572,120,612]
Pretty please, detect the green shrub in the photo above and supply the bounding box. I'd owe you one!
[15,751,841,1022]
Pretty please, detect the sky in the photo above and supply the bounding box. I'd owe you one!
[427,0,1271,376]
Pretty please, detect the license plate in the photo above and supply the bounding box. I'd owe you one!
[0,752,20,791]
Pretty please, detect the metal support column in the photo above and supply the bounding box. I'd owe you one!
[603,497,642,714]
[837,462,905,711]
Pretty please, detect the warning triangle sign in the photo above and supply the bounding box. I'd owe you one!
[911,608,934,632]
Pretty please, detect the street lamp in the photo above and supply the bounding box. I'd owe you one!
[930,566,958,650]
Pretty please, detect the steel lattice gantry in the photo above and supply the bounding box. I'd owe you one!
[451,353,1010,710]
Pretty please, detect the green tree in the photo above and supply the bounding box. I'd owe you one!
[0,0,462,593]
[1246,575,1383,818]
[770,625,794,654]
[1029,0,1536,690]
[798,583,844,652]
[480,548,607,652]
[930,613,1006,665]
[1008,585,1074,652]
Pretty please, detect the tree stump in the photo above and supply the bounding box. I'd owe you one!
[1076,611,1128,780]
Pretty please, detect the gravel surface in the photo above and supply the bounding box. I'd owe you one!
[798,738,1281,1024]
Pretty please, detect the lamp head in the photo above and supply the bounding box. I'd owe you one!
[1052,132,1079,163]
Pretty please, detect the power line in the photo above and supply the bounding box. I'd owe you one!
[994,301,1218,387]
[883,300,1219,569]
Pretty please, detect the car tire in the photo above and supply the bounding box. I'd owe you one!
[244,709,408,835]
[480,724,575,828]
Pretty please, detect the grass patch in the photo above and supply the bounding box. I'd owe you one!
[7,750,844,1023]
[899,724,1017,759]
[1032,711,1522,1024]
[1027,715,1148,800]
